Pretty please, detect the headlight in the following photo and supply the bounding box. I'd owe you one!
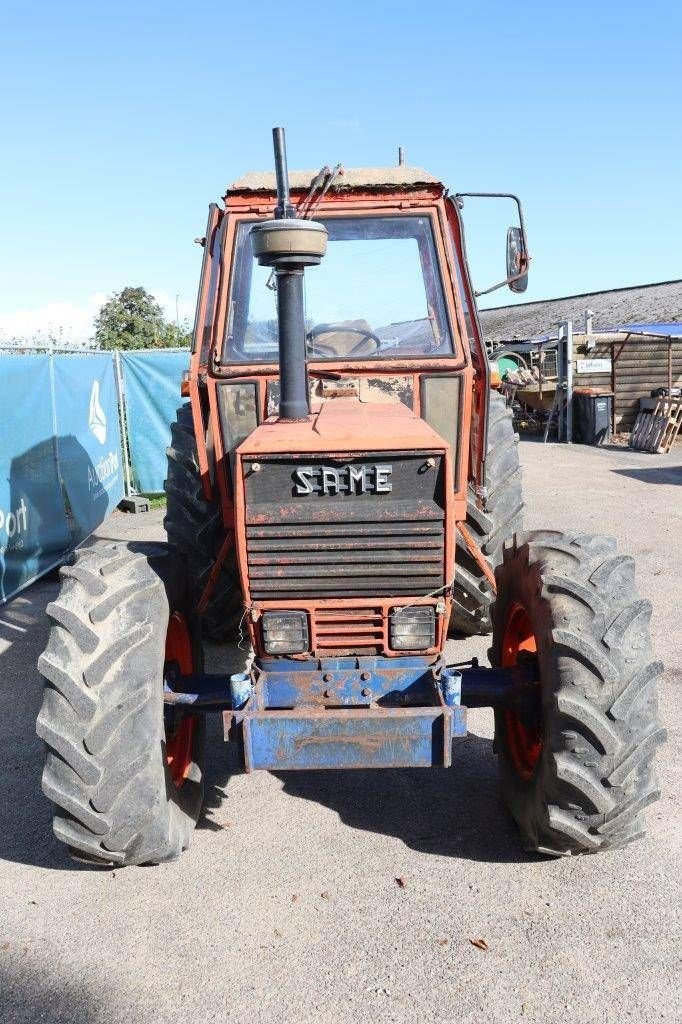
[261,611,309,654]
[390,606,436,651]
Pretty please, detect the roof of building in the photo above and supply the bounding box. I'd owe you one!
[479,279,682,345]
[227,166,441,193]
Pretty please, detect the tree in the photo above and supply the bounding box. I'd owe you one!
[94,287,191,350]
[160,321,193,349]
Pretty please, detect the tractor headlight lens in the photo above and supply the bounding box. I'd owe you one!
[390,606,436,651]
[262,611,309,654]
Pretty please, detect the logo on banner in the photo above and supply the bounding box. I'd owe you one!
[0,497,29,556]
[89,380,107,444]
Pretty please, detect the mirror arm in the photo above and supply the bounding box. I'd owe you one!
[453,192,531,297]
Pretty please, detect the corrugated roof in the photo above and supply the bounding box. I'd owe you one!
[227,166,441,193]
[479,279,682,345]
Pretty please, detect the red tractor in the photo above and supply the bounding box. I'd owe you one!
[37,129,664,865]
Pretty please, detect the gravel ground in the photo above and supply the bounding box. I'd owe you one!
[0,440,680,1024]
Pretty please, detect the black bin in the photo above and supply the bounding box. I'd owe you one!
[573,388,613,445]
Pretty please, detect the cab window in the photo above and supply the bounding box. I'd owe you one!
[224,215,454,362]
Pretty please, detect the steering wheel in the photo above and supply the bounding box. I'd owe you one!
[307,323,382,358]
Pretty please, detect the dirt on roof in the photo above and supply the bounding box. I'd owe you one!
[227,166,442,194]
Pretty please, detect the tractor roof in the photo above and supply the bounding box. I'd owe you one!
[227,166,443,195]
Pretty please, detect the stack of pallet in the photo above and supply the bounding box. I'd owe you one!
[629,398,682,453]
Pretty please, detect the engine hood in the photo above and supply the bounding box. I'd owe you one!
[237,397,449,457]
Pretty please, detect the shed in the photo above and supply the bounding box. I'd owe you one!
[480,281,682,433]
[566,325,681,432]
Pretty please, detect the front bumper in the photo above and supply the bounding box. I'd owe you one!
[164,656,536,772]
[231,656,465,770]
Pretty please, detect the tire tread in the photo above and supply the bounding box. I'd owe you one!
[451,392,523,635]
[492,531,665,855]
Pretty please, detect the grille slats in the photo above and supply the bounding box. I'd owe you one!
[250,578,438,595]
[249,564,442,579]
[248,522,442,539]
[314,607,385,651]
[246,499,443,526]
[249,551,442,565]
[247,536,442,552]
[247,519,445,598]
[244,457,446,601]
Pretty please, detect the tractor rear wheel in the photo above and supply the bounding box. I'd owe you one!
[37,543,205,866]
[164,404,242,642]
[491,531,665,855]
[451,391,523,635]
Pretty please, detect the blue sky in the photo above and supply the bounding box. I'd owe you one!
[0,0,680,341]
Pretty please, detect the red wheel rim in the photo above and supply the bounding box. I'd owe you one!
[164,612,196,788]
[501,603,542,780]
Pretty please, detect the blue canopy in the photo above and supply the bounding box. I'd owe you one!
[610,322,682,338]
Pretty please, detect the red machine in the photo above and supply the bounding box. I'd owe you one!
[36,129,664,866]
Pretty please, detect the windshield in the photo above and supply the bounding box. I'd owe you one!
[224,215,454,362]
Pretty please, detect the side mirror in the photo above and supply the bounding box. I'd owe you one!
[507,226,529,293]
[453,192,531,298]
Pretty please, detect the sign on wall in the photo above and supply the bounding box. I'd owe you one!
[577,358,612,374]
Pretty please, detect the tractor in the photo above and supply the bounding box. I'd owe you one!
[37,129,664,865]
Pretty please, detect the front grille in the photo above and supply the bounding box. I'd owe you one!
[313,606,385,650]
[244,451,446,600]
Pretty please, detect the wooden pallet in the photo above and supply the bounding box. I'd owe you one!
[630,399,682,453]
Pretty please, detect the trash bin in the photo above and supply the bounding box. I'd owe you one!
[573,388,613,445]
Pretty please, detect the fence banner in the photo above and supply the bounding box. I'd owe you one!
[52,354,124,542]
[0,352,123,603]
[0,355,67,601]
[121,350,189,493]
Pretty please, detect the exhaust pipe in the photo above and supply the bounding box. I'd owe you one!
[251,128,327,421]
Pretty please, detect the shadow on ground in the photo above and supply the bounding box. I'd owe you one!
[200,710,533,865]
[0,962,108,1024]
[274,734,533,865]
[611,465,682,486]
[0,578,81,871]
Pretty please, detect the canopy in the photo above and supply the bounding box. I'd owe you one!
[609,322,682,339]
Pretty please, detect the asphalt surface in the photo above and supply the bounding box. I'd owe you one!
[0,440,680,1024]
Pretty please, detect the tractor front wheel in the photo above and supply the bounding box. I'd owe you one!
[37,543,205,866]
[491,531,665,855]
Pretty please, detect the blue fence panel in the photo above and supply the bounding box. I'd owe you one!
[52,354,124,543]
[0,355,69,601]
[121,350,189,493]
[0,352,124,603]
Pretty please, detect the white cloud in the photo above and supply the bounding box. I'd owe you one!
[0,294,107,344]
[0,289,195,346]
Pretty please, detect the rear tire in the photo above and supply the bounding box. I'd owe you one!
[491,531,665,855]
[164,404,242,642]
[451,391,523,635]
[37,543,205,866]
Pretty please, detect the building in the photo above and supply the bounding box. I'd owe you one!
[479,280,682,432]
[479,278,682,346]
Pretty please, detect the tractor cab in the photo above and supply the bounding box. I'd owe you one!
[191,155,487,662]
